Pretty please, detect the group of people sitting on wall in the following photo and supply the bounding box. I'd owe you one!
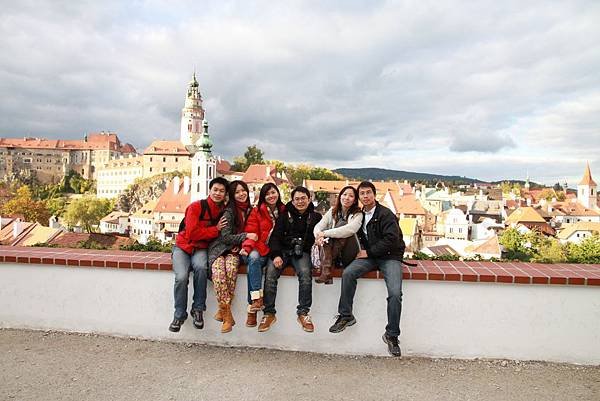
[169,177,405,357]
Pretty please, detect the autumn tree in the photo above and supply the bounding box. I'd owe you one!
[63,196,114,233]
[0,185,51,224]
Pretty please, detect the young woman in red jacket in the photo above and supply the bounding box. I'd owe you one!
[239,183,286,327]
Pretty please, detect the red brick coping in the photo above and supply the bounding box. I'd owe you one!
[1,246,599,286]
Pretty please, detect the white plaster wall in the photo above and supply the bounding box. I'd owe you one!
[0,263,599,364]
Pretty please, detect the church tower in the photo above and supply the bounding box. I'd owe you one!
[577,162,597,209]
[180,72,205,147]
[190,119,216,202]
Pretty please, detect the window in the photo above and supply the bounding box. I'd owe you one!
[162,167,166,172]
[163,157,166,162]
[149,167,153,172]
[175,157,178,162]
[150,157,153,162]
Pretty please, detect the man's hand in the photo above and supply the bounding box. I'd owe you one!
[216,216,227,231]
[356,250,368,259]
[239,249,248,257]
[246,232,258,241]
[273,256,284,269]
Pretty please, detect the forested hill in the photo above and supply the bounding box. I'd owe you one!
[333,168,483,184]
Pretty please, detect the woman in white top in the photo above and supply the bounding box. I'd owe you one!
[313,185,363,284]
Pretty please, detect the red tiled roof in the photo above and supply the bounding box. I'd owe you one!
[390,193,426,215]
[0,133,136,153]
[47,232,135,249]
[242,164,289,185]
[143,140,190,155]
[154,179,191,213]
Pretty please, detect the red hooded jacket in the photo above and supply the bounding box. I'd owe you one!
[241,203,286,257]
[175,197,225,255]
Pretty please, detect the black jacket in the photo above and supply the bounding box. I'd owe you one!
[268,201,322,259]
[358,202,405,261]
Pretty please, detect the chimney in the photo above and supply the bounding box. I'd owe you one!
[183,176,190,194]
[173,176,181,194]
[13,219,23,239]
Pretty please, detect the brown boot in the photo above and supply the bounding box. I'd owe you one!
[246,311,257,327]
[315,265,332,284]
[249,297,264,312]
[221,304,235,333]
[257,313,277,332]
[214,303,225,322]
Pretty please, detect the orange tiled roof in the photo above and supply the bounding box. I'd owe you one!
[154,179,191,214]
[390,193,426,215]
[48,232,135,249]
[551,201,600,217]
[0,133,136,153]
[242,164,289,185]
[506,207,546,224]
[143,140,190,155]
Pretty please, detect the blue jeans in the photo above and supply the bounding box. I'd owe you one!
[338,258,403,337]
[263,252,312,316]
[172,246,209,320]
[242,250,268,304]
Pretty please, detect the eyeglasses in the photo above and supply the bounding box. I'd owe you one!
[293,196,309,202]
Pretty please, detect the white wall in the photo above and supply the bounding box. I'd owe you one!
[0,263,599,364]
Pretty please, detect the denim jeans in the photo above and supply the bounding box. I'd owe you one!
[338,258,403,337]
[242,250,268,304]
[263,252,312,316]
[172,245,209,320]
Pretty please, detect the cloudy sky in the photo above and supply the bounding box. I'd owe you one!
[1,0,599,184]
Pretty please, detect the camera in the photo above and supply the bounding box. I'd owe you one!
[290,237,304,258]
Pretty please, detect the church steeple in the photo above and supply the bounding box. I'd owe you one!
[577,162,597,209]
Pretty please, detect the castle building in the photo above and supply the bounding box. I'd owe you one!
[0,132,136,184]
[180,72,206,147]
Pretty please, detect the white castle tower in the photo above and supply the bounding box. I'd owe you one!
[190,119,216,202]
[577,162,597,209]
[180,72,206,147]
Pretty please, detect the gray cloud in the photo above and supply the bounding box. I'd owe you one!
[0,0,599,182]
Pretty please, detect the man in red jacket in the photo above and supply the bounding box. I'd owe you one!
[169,177,229,332]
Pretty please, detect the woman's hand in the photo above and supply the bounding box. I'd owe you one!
[273,256,284,269]
[246,232,258,241]
[216,216,228,231]
[239,249,248,257]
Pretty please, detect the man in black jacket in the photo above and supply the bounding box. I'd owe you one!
[329,181,405,357]
[258,186,322,333]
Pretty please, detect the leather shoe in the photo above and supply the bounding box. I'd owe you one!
[258,314,277,332]
[297,313,314,332]
[382,333,401,357]
[191,309,204,329]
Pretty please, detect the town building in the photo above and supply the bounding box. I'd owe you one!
[557,221,600,244]
[0,132,136,183]
[96,155,144,198]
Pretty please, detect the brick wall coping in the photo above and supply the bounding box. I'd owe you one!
[1,245,599,286]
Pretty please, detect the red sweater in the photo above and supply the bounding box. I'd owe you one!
[175,197,224,254]
[241,203,286,257]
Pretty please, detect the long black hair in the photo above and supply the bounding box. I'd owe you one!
[226,180,251,230]
[257,183,284,211]
[332,185,360,219]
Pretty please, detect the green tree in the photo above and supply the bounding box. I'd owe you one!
[0,185,51,224]
[232,145,265,171]
[284,163,343,186]
[63,196,114,233]
[46,197,68,217]
[567,235,600,264]
[532,238,567,263]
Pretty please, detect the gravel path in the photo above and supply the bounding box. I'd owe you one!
[1,329,599,401]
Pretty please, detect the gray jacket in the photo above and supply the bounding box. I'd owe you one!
[207,208,247,268]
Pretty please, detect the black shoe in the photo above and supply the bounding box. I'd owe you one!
[191,309,204,329]
[382,333,401,357]
[169,318,185,332]
[328,315,356,333]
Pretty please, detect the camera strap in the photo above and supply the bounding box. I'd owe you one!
[287,210,312,241]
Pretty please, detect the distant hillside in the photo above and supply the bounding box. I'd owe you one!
[333,168,483,184]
